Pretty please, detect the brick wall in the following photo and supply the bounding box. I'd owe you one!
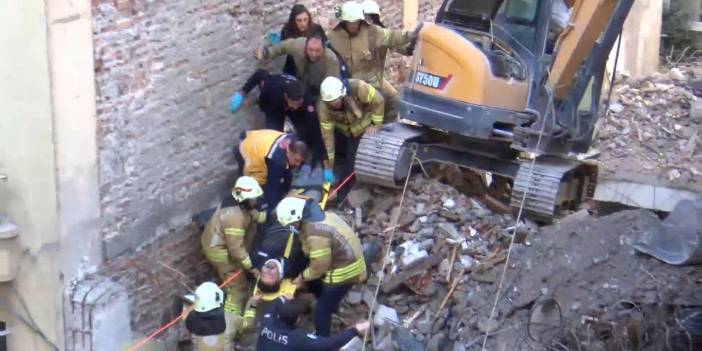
[87,0,443,340]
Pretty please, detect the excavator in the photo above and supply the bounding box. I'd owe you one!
[354,0,636,222]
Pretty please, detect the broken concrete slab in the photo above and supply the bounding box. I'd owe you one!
[691,98,702,122]
[374,304,400,327]
[594,178,699,212]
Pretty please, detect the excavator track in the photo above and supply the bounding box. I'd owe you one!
[510,157,597,222]
[354,124,422,188]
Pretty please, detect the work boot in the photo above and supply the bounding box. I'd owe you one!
[223,312,243,351]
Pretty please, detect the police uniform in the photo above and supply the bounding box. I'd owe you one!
[263,37,341,97]
[326,22,410,120]
[317,79,384,198]
[240,69,326,165]
[298,211,366,336]
[201,205,264,349]
[237,130,296,211]
[255,298,358,351]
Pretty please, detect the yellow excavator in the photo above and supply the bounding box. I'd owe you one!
[354,0,635,221]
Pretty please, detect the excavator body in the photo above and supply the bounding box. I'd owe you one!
[355,0,636,221]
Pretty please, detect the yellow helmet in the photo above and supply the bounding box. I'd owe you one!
[320,76,347,102]
[232,176,263,202]
[340,1,365,22]
[276,197,307,226]
[194,282,224,312]
[361,0,380,15]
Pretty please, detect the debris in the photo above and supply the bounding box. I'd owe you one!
[436,222,461,241]
[433,268,465,324]
[340,337,364,351]
[391,326,424,351]
[382,255,440,293]
[442,198,456,209]
[346,290,363,305]
[669,67,686,81]
[477,317,500,333]
[347,188,372,208]
[397,241,428,266]
[374,304,399,327]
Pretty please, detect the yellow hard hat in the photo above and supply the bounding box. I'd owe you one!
[320,76,347,102]
[361,0,380,15]
[340,1,365,22]
[276,197,307,226]
[194,282,224,312]
[232,176,263,202]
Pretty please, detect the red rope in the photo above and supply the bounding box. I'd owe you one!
[126,269,244,351]
[329,171,356,198]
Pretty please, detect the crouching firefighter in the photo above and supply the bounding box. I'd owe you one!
[276,196,367,336]
[256,296,370,351]
[185,282,227,351]
[201,176,266,349]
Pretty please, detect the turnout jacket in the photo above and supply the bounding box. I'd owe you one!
[326,22,410,89]
[317,79,384,165]
[201,205,264,271]
[299,212,367,285]
[256,298,358,351]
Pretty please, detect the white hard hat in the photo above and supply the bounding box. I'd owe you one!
[361,0,380,15]
[194,282,224,313]
[276,197,307,226]
[340,1,365,22]
[232,176,263,202]
[320,76,347,102]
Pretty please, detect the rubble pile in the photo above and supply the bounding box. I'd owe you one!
[335,175,535,351]
[595,63,702,188]
[335,175,702,351]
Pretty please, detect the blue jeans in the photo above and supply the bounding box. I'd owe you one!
[310,282,353,336]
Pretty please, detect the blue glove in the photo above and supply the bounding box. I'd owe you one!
[266,32,281,46]
[323,169,335,184]
[229,92,244,113]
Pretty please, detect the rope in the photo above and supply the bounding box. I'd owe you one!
[126,269,244,351]
[480,91,554,350]
[329,171,356,198]
[361,149,417,351]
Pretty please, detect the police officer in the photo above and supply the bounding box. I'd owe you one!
[317,76,384,201]
[277,196,367,336]
[327,1,419,121]
[256,296,370,351]
[255,34,340,97]
[235,130,308,212]
[185,282,227,351]
[229,70,326,166]
[201,176,266,350]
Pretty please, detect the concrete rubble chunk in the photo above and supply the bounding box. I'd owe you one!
[347,188,372,208]
[436,222,461,241]
[477,317,500,333]
[392,326,424,351]
[340,336,364,351]
[346,290,363,305]
[374,304,400,327]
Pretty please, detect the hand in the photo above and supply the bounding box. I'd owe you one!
[366,126,380,136]
[266,32,281,46]
[354,320,371,335]
[229,92,244,112]
[250,268,260,278]
[253,47,264,60]
[323,169,335,184]
[293,276,305,288]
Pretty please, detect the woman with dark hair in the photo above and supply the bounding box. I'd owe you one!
[280,4,326,75]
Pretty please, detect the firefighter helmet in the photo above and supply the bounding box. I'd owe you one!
[194,282,224,312]
[276,197,307,226]
[320,76,347,102]
[232,176,263,202]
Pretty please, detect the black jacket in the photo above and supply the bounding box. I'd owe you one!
[256,298,357,351]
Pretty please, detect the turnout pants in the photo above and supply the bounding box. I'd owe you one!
[308,280,354,337]
[207,260,247,350]
[377,79,400,123]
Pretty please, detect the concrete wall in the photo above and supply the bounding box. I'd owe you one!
[0,1,64,350]
[606,0,663,77]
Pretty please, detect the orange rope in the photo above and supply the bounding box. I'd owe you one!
[126,269,244,351]
[329,171,355,198]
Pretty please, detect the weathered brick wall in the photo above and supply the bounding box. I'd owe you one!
[86,0,444,339]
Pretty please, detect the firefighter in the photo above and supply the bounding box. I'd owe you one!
[229,70,326,166]
[277,196,367,336]
[326,1,420,121]
[235,130,308,212]
[254,34,340,97]
[317,76,384,201]
[201,176,266,350]
[279,4,327,76]
[185,282,227,351]
[256,296,370,351]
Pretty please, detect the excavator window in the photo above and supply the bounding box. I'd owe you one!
[495,0,541,52]
[504,0,538,23]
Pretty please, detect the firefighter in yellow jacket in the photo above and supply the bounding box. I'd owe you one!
[326,1,418,121]
[201,176,265,349]
[276,196,367,336]
[317,76,384,201]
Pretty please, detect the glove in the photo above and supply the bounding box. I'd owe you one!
[266,32,281,46]
[229,92,244,113]
[323,169,335,184]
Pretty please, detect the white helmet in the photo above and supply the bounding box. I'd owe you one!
[320,77,347,102]
[361,0,380,15]
[340,1,365,22]
[232,176,263,202]
[194,282,224,313]
[276,197,307,226]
